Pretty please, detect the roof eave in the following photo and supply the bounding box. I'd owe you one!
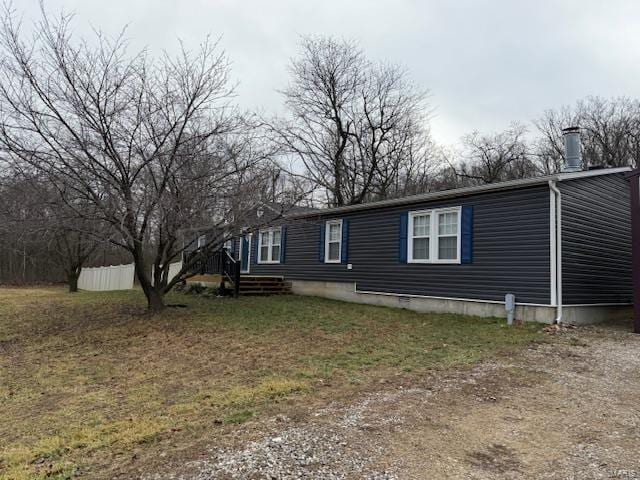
[288,167,632,219]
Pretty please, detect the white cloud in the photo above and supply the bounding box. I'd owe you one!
[20,0,640,145]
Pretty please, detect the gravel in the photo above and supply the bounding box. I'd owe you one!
[143,421,398,480]
[145,323,640,479]
[190,425,396,480]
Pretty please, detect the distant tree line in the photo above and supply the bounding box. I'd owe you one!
[0,5,638,308]
[441,96,640,189]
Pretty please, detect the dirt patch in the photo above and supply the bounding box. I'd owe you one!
[467,444,522,474]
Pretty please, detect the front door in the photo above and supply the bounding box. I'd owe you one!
[240,234,251,273]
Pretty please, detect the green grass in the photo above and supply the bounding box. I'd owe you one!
[223,410,255,425]
[0,287,542,479]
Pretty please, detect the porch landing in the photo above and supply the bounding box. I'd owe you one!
[187,274,291,296]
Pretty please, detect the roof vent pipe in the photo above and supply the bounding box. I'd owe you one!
[562,126,582,172]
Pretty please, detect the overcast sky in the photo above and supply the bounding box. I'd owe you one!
[21,0,640,146]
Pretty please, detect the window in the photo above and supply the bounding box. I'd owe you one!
[411,212,430,261]
[197,235,206,249]
[408,207,461,263]
[437,211,458,260]
[258,227,282,263]
[325,220,342,263]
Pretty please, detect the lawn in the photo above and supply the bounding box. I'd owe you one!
[0,287,542,479]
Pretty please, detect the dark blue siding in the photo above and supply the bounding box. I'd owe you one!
[250,185,552,304]
[559,173,632,304]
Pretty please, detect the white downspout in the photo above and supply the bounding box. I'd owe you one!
[549,180,562,324]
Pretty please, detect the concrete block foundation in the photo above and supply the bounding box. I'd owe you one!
[290,280,631,325]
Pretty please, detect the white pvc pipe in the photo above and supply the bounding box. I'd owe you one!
[549,187,557,306]
[549,180,562,324]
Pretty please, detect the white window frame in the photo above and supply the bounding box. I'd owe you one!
[324,219,343,264]
[408,206,461,264]
[408,210,431,263]
[257,227,282,264]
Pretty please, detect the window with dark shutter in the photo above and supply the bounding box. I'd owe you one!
[324,220,343,263]
[403,206,468,264]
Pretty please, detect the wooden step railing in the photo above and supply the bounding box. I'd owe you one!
[187,248,240,297]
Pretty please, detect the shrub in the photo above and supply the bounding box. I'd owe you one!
[202,287,220,297]
[185,284,206,295]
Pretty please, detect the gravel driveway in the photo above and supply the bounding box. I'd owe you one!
[146,323,640,479]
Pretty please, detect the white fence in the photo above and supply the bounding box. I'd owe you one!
[78,263,135,291]
[78,261,183,292]
[167,261,183,283]
[151,261,183,284]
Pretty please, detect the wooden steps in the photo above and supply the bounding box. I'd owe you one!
[186,274,291,296]
[238,276,292,296]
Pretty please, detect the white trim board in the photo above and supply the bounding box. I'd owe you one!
[563,303,632,307]
[549,186,557,306]
[354,286,632,308]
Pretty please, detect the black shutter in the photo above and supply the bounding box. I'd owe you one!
[461,206,473,264]
[399,212,408,263]
[341,219,349,264]
[252,232,259,265]
[279,226,287,263]
[230,236,236,259]
[318,223,326,263]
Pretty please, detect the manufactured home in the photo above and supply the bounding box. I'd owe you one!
[198,130,633,324]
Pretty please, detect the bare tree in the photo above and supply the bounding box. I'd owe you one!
[451,123,537,186]
[270,36,436,207]
[36,181,106,292]
[534,96,640,172]
[352,63,435,201]
[0,169,104,288]
[0,171,46,283]
[0,6,271,310]
[271,36,365,207]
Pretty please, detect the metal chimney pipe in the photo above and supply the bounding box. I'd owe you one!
[562,126,582,172]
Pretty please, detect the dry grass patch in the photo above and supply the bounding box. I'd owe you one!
[0,287,541,479]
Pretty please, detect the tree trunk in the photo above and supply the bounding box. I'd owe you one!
[146,287,165,313]
[67,271,79,293]
[130,243,166,312]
